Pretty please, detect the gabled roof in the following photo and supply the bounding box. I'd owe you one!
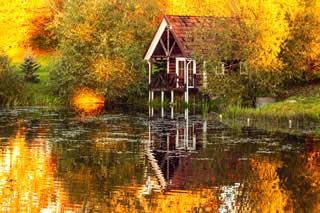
[144,15,215,60]
[164,15,214,57]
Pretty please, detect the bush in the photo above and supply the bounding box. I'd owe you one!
[205,69,283,107]
[0,54,24,106]
[49,0,160,102]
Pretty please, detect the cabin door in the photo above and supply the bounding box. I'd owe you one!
[176,58,196,88]
[176,58,186,88]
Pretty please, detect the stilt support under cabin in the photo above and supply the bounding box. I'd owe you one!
[161,91,164,118]
[170,90,174,119]
[185,108,188,120]
[151,91,154,117]
[184,91,189,120]
[149,91,151,117]
[148,90,154,118]
[203,118,207,148]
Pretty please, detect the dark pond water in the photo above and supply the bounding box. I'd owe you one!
[0,107,319,212]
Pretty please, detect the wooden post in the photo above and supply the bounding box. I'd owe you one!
[192,123,196,150]
[149,91,151,117]
[149,122,151,144]
[148,60,152,85]
[148,60,152,118]
[171,90,174,119]
[175,122,179,148]
[161,90,164,118]
[185,108,188,120]
[185,118,189,150]
[203,118,207,148]
[185,60,191,120]
[151,91,154,117]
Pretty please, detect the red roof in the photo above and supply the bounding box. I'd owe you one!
[164,15,215,57]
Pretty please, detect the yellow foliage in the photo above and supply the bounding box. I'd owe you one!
[249,157,292,213]
[0,0,49,59]
[159,0,215,16]
[159,0,320,70]
[71,22,95,42]
[92,56,134,88]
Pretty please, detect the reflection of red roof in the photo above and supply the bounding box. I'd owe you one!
[164,15,215,57]
[167,152,243,191]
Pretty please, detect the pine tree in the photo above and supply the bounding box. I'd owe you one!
[20,55,40,83]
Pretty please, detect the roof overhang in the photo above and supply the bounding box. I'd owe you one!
[144,18,169,60]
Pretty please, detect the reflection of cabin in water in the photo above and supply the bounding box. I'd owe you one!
[143,118,243,194]
[144,15,211,112]
[145,119,205,191]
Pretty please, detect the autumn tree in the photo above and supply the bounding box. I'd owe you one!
[26,0,61,51]
[49,0,160,102]
[191,16,282,106]
[279,0,320,83]
[0,0,50,58]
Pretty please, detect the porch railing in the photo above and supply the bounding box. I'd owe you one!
[149,71,202,90]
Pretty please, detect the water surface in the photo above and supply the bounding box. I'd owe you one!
[0,107,319,212]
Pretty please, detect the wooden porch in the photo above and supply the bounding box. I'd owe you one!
[149,70,202,92]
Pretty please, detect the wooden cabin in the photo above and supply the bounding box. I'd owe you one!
[144,15,211,111]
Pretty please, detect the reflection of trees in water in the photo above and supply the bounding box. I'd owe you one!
[277,136,320,212]
[0,123,74,212]
[245,156,291,212]
[49,115,148,210]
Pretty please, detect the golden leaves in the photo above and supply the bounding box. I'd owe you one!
[160,0,320,70]
[159,0,215,16]
[92,56,133,88]
[71,22,95,42]
[0,0,49,59]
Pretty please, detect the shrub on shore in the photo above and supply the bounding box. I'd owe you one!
[0,54,24,106]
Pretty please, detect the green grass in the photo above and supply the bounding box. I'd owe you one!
[6,55,63,107]
[224,96,320,122]
[22,64,62,106]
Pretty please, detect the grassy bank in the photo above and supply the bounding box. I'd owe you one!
[224,96,320,122]
[223,80,320,123]
[3,55,62,107]
[21,64,62,106]
[208,111,320,137]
